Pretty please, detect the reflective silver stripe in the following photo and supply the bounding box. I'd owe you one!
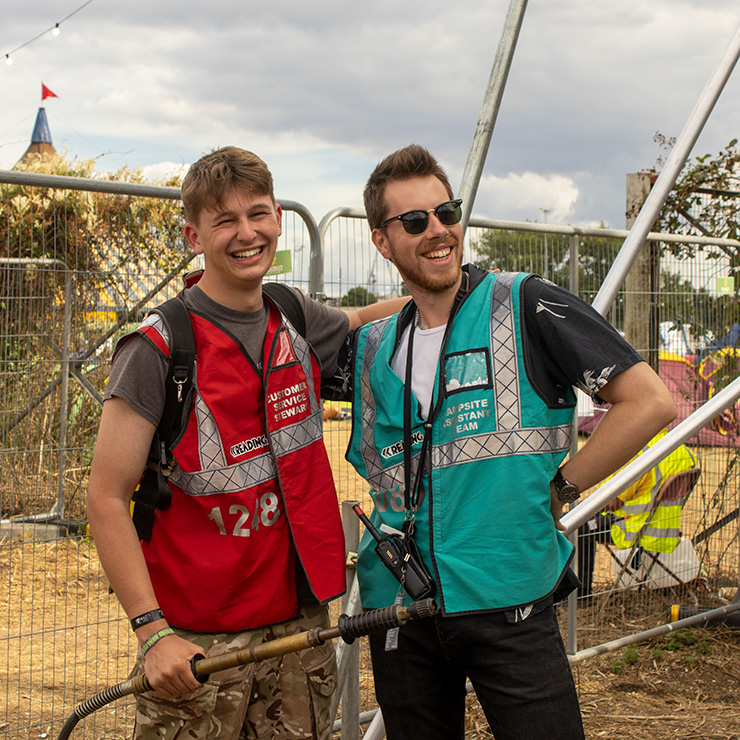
[170,452,277,496]
[171,320,320,496]
[365,452,425,493]
[619,501,654,516]
[490,273,522,430]
[141,312,170,345]
[643,525,680,541]
[359,320,391,483]
[432,424,572,469]
[614,522,680,544]
[649,465,664,507]
[270,410,324,457]
[193,368,227,469]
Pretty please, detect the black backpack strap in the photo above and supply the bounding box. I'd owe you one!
[153,297,198,448]
[263,282,306,337]
[131,467,171,542]
[132,296,196,541]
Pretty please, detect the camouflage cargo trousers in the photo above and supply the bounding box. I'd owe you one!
[130,605,337,740]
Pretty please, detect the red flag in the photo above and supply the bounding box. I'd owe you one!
[41,83,58,101]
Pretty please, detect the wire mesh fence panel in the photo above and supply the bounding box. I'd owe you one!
[571,435,739,654]
[0,181,183,740]
[271,209,314,293]
[322,212,407,303]
[465,223,627,328]
[0,179,329,740]
[0,534,136,739]
[1,175,739,739]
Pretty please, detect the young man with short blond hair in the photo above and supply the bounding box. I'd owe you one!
[88,146,406,740]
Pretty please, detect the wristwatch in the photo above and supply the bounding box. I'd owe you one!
[552,468,581,504]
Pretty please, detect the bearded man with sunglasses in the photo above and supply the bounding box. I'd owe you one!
[332,145,676,740]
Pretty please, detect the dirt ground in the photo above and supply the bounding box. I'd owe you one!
[2,418,739,739]
[462,624,740,740]
[1,525,740,740]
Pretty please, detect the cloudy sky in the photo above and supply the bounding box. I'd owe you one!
[1,0,739,229]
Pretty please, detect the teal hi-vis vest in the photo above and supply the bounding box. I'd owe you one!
[347,269,576,614]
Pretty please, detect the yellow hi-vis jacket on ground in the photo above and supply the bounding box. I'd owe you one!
[610,429,698,553]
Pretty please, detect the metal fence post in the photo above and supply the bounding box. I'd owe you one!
[362,709,386,740]
[339,501,361,740]
[55,268,72,516]
[568,234,579,297]
[566,529,578,656]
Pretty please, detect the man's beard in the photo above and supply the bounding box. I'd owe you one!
[393,243,463,294]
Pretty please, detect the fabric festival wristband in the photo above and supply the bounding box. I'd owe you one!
[141,627,175,656]
[130,608,164,632]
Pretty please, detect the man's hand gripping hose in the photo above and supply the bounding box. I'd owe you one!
[56,598,438,740]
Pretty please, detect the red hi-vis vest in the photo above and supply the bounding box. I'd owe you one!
[124,297,345,632]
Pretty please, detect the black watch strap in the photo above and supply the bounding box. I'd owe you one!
[130,608,164,632]
[553,468,580,503]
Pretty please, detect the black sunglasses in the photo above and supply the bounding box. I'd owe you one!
[379,199,463,235]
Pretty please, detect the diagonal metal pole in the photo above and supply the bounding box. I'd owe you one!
[565,16,740,560]
[561,374,740,534]
[592,19,740,317]
[457,0,529,232]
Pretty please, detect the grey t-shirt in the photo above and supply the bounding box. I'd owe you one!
[105,284,350,427]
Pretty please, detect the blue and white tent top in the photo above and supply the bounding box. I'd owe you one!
[31,107,53,145]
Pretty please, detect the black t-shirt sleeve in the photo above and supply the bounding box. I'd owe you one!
[292,290,350,378]
[320,329,357,402]
[520,276,644,406]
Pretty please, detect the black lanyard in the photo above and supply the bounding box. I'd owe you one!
[401,272,470,515]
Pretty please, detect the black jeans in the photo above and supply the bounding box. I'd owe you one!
[368,605,584,740]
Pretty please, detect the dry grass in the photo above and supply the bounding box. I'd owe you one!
[1,418,738,739]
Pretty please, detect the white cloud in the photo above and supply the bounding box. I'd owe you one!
[140,161,188,183]
[1,0,739,231]
[471,171,580,224]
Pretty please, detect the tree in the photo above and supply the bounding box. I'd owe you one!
[341,286,377,308]
[1,152,187,518]
[657,134,740,249]
[2,151,187,349]
[471,227,554,276]
[470,224,623,306]
[2,151,186,326]
[655,134,740,351]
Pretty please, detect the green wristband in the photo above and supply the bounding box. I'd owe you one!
[141,627,175,656]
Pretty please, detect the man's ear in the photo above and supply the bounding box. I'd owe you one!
[275,202,283,238]
[371,228,393,261]
[184,222,203,255]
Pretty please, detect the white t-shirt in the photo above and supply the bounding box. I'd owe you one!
[390,321,447,420]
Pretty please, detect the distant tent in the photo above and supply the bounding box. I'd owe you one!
[579,350,740,447]
[16,107,57,166]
